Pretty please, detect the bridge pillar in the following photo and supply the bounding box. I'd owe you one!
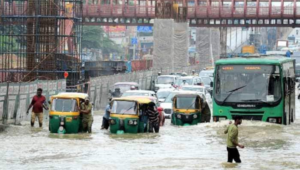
[153,19,189,73]
[220,27,227,57]
[196,28,220,67]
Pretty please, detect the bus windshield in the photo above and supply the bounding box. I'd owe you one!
[214,65,281,104]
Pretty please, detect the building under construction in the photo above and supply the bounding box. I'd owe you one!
[0,0,82,86]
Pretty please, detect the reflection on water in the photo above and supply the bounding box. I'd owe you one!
[1,98,300,169]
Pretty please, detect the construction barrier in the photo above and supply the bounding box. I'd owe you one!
[0,80,66,125]
[0,64,206,125]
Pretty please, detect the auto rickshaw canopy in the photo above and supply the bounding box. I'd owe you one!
[113,96,152,104]
[51,92,88,100]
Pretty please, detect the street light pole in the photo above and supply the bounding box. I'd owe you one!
[209,28,214,67]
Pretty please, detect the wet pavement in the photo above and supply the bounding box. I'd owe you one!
[1,93,300,170]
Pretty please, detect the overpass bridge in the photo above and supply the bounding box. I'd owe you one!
[83,0,300,27]
[1,0,300,27]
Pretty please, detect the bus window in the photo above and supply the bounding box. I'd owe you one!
[214,65,281,103]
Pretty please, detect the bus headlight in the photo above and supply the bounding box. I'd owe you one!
[177,114,181,119]
[193,114,198,119]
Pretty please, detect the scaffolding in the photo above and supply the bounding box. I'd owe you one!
[0,0,82,86]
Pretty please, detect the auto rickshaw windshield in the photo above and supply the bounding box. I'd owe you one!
[175,97,198,109]
[52,98,78,112]
[111,101,137,115]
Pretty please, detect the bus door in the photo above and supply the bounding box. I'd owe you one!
[283,63,296,125]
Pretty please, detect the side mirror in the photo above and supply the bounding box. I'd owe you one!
[157,107,164,112]
[210,82,213,88]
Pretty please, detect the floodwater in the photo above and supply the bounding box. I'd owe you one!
[1,95,300,169]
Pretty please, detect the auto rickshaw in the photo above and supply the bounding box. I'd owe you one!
[49,92,88,134]
[171,93,204,126]
[109,96,162,134]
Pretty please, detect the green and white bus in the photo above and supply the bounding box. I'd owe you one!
[212,57,295,125]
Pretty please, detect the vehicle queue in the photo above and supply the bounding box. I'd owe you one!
[40,68,214,134]
[33,56,296,135]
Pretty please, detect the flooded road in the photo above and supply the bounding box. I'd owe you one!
[1,97,300,169]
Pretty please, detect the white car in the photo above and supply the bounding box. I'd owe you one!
[156,88,174,103]
[176,76,202,87]
[122,90,156,98]
[160,90,196,118]
[155,75,179,92]
[199,69,214,78]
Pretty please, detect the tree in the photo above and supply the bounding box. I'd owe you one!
[82,26,122,57]
[0,36,18,52]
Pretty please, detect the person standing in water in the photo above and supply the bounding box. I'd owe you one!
[225,116,244,163]
[27,88,48,127]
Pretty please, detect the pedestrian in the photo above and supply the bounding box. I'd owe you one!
[225,116,244,163]
[79,97,93,133]
[200,102,211,123]
[182,80,188,86]
[26,88,48,127]
[286,50,291,58]
[145,102,159,133]
[191,70,198,76]
[101,98,111,130]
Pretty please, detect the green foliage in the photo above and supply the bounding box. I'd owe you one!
[0,36,18,52]
[82,26,122,55]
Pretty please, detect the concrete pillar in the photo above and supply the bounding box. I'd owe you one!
[153,19,189,73]
[220,27,227,57]
[196,28,220,66]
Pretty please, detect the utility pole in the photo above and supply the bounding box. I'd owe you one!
[209,28,214,67]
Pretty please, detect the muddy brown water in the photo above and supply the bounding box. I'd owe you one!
[1,97,300,170]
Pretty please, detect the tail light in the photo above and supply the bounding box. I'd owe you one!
[278,118,282,124]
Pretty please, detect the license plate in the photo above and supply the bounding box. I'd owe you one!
[66,117,72,122]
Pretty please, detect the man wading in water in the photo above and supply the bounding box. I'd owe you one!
[27,88,48,127]
[224,116,244,163]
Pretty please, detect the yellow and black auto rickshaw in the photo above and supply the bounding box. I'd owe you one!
[171,93,204,126]
[109,96,160,134]
[49,92,88,134]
